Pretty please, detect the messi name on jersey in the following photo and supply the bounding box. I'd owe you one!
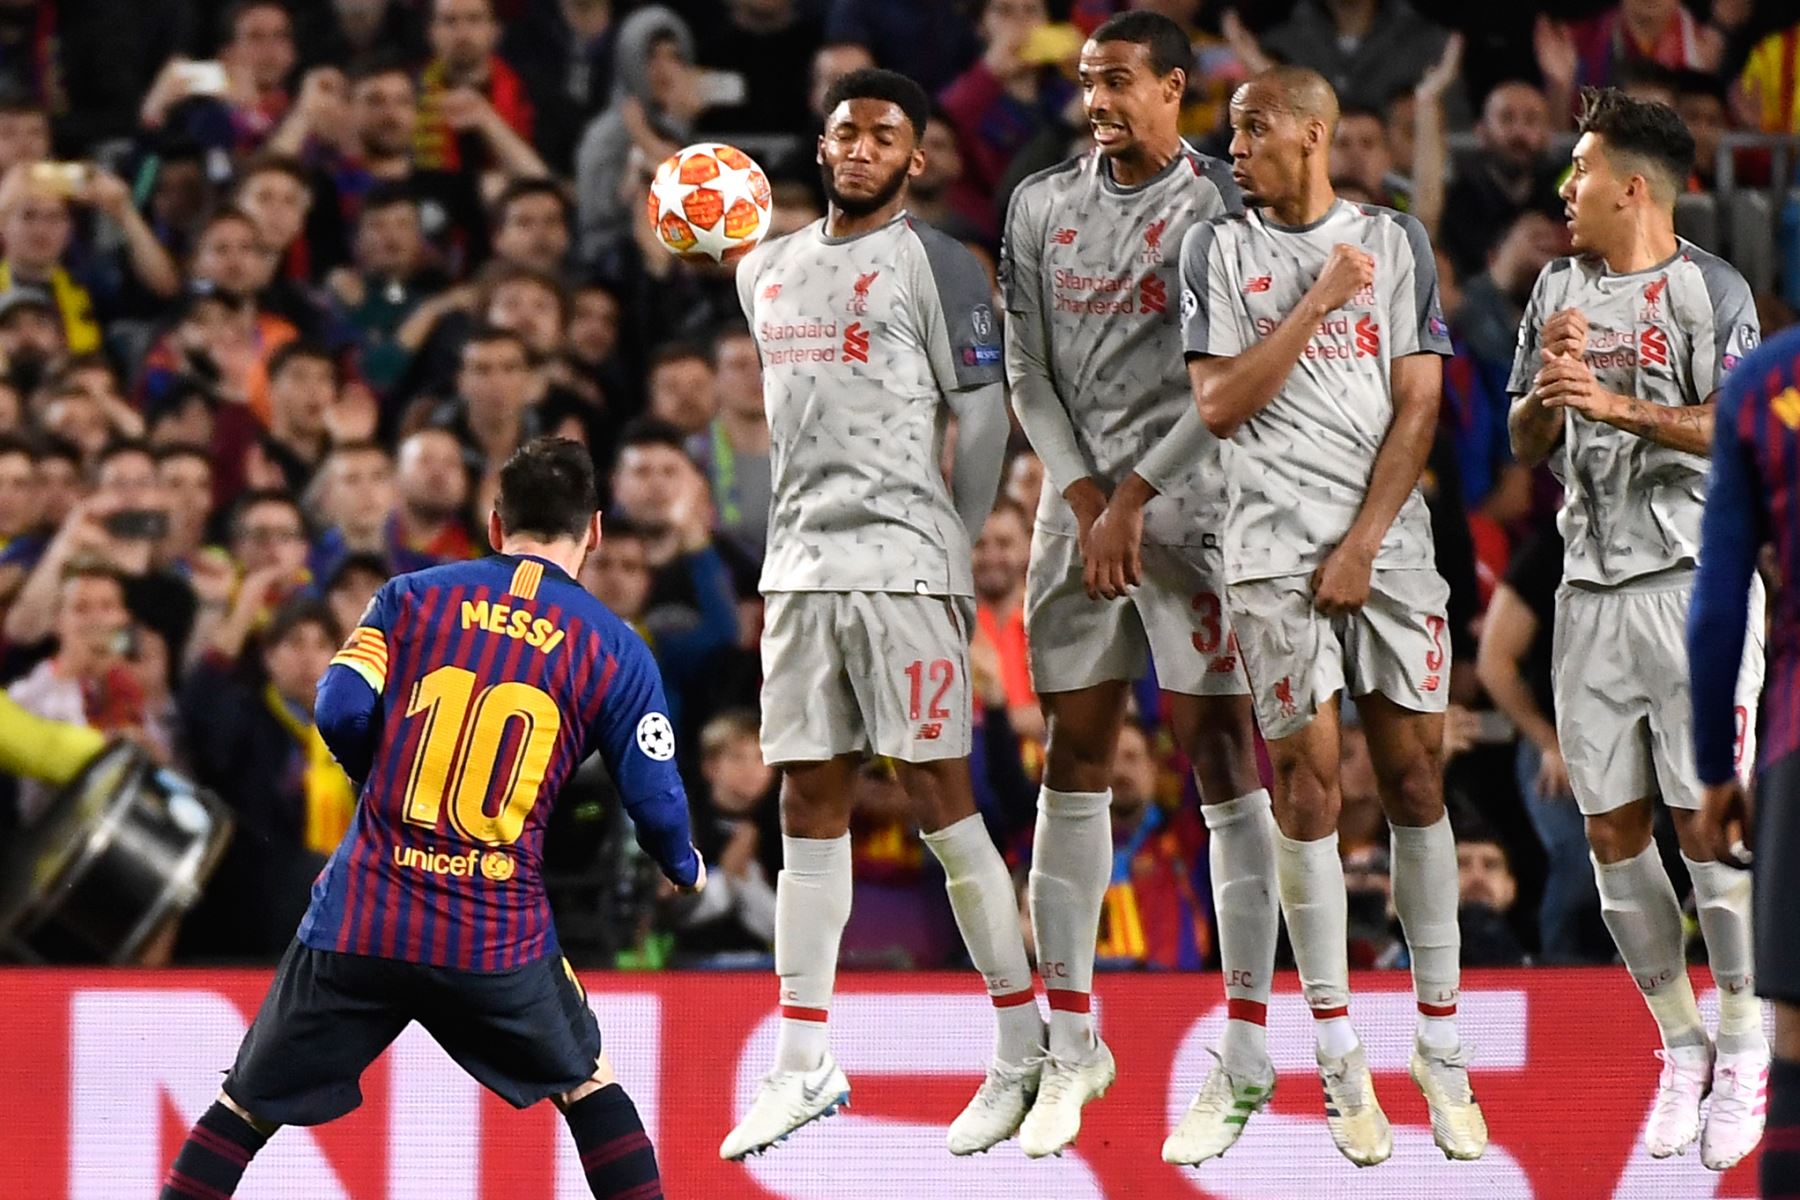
[458,597,567,652]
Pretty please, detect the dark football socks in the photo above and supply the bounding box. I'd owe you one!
[566,1083,663,1200]
[160,1101,269,1199]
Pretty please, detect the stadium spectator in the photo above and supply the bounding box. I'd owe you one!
[328,183,447,397]
[1441,80,1565,280]
[972,499,1040,745]
[389,427,477,570]
[671,708,780,959]
[0,436,37,554]
[1253,0,1452,115]
[575,5,705,262]
[939,0,1077,223]
[1477,525,1609,964]
[178,598,350,959]
[415,0,536,177]
[141,0,298,156]
[260,341,338,494]
[691,0,823,139]
[605,424,741,729]
[501,0,618,174]
[6,440,197,663]
[154,444,215,574]
[809,42,879,123]
[1456,821,1528,966]
[1330,106,1407,209]
[6,562,145,820]
[419,325,549,484]
[1456,210,1564,374]
[688,325,771,560]
[911,107,986,243]
[306,440,398,579]
[1095,721,1210,971]
[320,551,389,638]
[647,341,717,438]
[1736,15,1800,132]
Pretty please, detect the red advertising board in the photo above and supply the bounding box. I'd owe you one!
[0,967,1766,1198]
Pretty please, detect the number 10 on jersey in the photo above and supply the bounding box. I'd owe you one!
[401,665,561,846]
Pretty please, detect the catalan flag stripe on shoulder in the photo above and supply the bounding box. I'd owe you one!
[330,626,390,691]
[509,559,542,601]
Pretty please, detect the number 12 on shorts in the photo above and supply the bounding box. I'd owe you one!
[904,659,955,721]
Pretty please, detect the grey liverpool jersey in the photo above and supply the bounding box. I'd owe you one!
[1181,199,1452,584]
[1507,242,1758,589]
[1001,143,1241,547]
[736,212,1004,597]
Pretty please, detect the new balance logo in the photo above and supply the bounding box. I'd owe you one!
[1244,275,1272,293]
[761,282,782,301]
[1050,227,1077,245]
[1640,325,1669,367]
[1354,315,1381,357]
[842,322,870,363]
[917,722,943,741]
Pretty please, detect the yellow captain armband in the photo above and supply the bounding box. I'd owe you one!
[330,627,390,692]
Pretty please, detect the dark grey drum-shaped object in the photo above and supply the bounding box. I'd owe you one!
[0,741,233,963]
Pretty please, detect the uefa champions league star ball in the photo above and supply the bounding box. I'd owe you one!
[646,142,774,264]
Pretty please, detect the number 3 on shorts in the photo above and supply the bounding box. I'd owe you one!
[1191,591,1222,654]
[904,658,955,720]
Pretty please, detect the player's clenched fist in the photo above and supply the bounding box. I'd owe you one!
[1306,243,1376,313]
[1540,307,1589,360]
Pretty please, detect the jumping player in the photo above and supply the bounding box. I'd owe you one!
[718,68,1035,1160]
[159,437,704,1200]
[1511,87,1766,1168]
[1000,10,1277,1163]
[1180,66,1486,1166]
[1689,324,1800,1194]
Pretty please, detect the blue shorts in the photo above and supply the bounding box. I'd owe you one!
[224,939,601,1125]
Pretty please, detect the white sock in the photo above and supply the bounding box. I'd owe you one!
[1275,829,1358,1057]
[1593,845,1707,1050]
[773,833,853,1072]
[1684,853,1766,1055]
[1028,786,1112,1058]
[1391,815,1462,1053]
[923,812,1042,1065]
[1204,788,1278,1076]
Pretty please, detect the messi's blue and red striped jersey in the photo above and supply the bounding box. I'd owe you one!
[297,553,699,971]
[1691,324,1800,782]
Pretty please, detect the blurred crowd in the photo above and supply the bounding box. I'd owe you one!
[0,0,1795,971]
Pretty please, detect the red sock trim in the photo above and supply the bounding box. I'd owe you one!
[991,986,1036,1009]
[1046,989,1091,1014]
[779,1004,829,1024]
[1226,998,1268,1026]
[1311,1004,1350,1021]
[189,1126,251,1167]
[164,1171,231,1200]
[580,1130,652,1172]
[1418,1001,1457,1018]
[612,1181,665,1200]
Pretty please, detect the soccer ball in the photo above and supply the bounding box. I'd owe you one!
[646,142,774,264]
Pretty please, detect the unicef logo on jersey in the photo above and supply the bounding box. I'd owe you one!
[636,712,677,761]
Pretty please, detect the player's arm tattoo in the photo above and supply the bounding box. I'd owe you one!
[1509,387,1564,467]
[1597,395,1716,456]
